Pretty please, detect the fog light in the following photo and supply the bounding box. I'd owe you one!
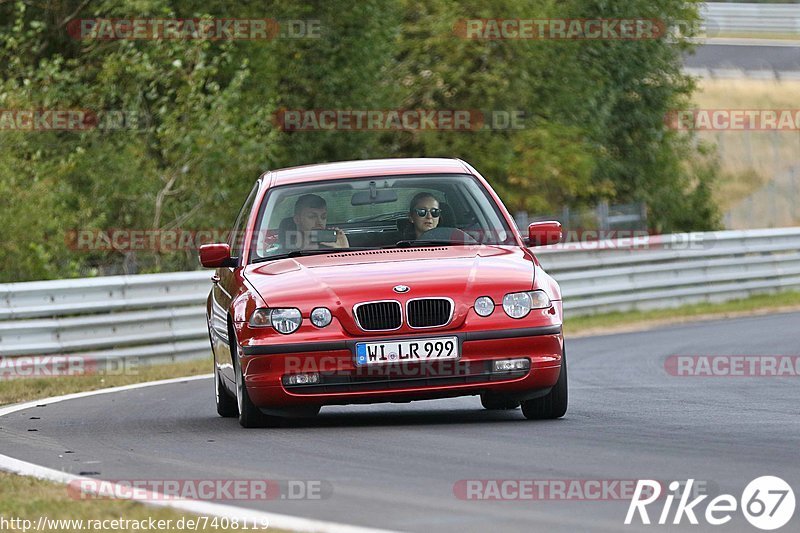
[283,373,320,385]
[493,359,531,372]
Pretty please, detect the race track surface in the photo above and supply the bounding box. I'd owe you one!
[1,312,798,532]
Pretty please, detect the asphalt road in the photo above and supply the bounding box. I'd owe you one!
[687,43,800,72]
[1,312,799,532]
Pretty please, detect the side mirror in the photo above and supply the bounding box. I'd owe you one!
[527,221,562,247]
[199,243,238,268]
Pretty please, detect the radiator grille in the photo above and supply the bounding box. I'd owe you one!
[354,301,402,331]
[407,298,452,328]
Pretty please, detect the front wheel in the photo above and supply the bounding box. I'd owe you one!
[230,326,280,428]
[521,349,568,420]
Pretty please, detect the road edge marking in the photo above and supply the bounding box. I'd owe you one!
[0,375,400,533]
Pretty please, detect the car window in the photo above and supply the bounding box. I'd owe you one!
[250,174,514,261]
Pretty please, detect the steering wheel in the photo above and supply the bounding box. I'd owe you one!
[418,227,478,244]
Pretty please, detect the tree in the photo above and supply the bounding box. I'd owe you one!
[0,0,720,282]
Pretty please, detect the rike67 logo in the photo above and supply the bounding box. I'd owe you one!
[626,477,795,530]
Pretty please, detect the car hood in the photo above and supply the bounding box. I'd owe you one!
[244,246,535,313]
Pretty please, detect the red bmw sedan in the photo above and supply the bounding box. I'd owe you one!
[200,158,566,427]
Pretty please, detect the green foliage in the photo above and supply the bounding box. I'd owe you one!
[0,0,719,282]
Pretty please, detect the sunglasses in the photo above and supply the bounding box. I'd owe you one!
[413,208,441,218]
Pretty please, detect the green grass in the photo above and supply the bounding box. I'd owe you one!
[0,359,211,406]
[0,473,289,533]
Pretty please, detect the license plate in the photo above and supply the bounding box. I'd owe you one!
[355,337,459,366]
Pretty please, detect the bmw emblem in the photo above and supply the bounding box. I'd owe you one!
[393,285,410,294]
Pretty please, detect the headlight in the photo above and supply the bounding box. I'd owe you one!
[503,292,532,318]
[474,296,495,317]
[310,307,332,328]
[502,290,551,319]
[270,308,302,334]
[249,308,302,334]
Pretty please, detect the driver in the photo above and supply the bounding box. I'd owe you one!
[292,193,349,249]
[408,192,441,239]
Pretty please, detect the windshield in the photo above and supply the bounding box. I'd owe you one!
[249,174,515,262]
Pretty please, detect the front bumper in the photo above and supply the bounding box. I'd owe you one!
[239,325,563,408]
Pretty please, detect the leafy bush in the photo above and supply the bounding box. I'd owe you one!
[0,0,719,281]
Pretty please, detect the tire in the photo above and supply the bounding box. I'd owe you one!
[480,393,520,410]
[230,325,280,428]
[215,365,238,418]
[521,348,568,420]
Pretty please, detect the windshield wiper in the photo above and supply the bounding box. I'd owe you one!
[252,247,375,263]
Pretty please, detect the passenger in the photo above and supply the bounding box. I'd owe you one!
[292,194,349,249]
[408,192,441,239]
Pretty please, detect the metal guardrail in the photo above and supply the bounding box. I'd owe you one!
[0,272,211,365]
[703,3,800,35]
[536,228,800,312]
[1,228,800,366]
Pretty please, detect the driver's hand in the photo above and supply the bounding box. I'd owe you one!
[321,228,349,249]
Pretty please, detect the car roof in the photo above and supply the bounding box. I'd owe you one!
[266,158,471,186]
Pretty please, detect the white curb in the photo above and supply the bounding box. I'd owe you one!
[0,375,398,533]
